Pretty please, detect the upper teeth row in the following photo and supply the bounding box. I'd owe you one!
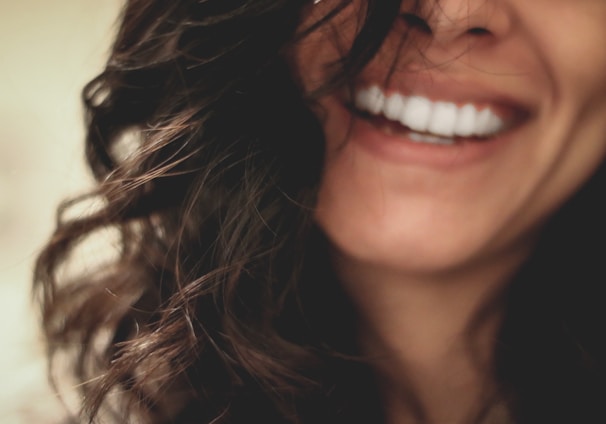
[354,85,507,138]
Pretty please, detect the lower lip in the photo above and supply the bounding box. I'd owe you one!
[341,106,519,170]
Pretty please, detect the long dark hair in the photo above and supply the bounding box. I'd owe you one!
[35,0,406,422]
[34,0,606,423]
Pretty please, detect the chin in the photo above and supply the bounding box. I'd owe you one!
[317,211,506,278]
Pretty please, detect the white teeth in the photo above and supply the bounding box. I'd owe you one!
[384,94,406,121]
[403,96,432,133]
[454,104,477,137]
[354,84,508,139]
[367,85,385,114]
[475,109,493,136]
[409,132,455,145]
[475,108,503,136]
[428,102,458,138]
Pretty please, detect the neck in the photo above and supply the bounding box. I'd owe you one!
[333,250,526,424]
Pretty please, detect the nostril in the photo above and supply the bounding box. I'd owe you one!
[467,27,491,36]
[400,13,432,34]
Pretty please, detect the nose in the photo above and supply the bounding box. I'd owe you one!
[402,0,512,48]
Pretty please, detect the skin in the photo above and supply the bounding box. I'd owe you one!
[292,0,606,422]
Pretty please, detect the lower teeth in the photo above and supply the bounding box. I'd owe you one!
[408,132,455,145]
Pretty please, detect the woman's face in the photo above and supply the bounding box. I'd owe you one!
[292,0,606,275]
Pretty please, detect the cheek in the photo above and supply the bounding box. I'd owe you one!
[523,3,606,105]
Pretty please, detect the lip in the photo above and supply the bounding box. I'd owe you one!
[345,109,523,169]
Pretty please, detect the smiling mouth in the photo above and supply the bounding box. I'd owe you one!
[352,84,526,145]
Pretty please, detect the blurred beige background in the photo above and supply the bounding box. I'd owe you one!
[0,1,121,422]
